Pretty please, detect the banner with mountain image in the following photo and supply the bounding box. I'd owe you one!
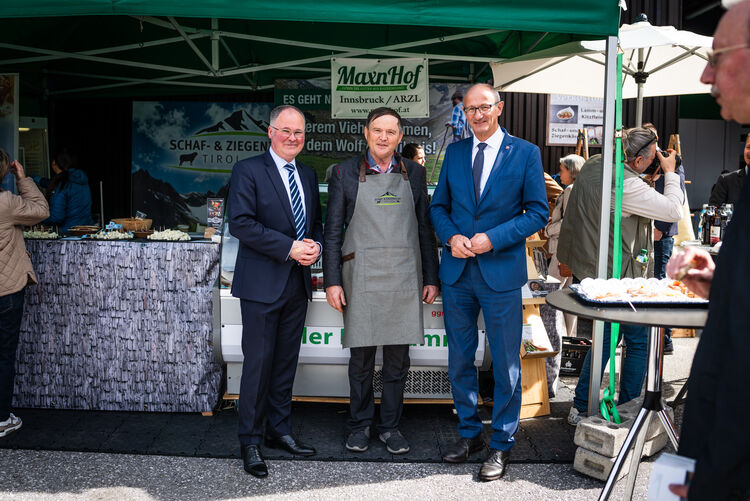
[132,83,468,227]
[131,101,272,228]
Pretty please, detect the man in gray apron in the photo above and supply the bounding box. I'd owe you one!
[324,107,439,454]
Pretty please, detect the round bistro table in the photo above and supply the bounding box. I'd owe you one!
[546,288,708,501]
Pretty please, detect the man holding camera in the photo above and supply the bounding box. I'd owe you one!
[557,127,684,424]
[642,123,686,354]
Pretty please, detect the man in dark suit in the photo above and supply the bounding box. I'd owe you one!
[708,134,749,207]
[667,2,750,498]
[228,105,323,478]
[430,84,548,481]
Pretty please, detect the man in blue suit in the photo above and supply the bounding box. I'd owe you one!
[430,83,548,481]
[228,105,323,478]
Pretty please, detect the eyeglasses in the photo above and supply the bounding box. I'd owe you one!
[706,43,750,67]
[270,125,305,139]
[463,102,501,116]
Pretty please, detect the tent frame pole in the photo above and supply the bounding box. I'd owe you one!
[589,35,618,417]
[635,48,645,127]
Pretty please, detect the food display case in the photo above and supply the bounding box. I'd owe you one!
[213,184,489,400]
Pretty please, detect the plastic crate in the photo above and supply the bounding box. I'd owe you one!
[560,336,592,376]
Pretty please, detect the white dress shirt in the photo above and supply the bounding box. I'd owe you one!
[471,127,505,196]
[269,146,321,261]
[269,146,306,217]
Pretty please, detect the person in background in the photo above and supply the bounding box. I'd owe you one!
[545,154,585,335]
[324,107,439,455]
[446,91,469,143]
[667,2,750,498]
[552,171,566,189]
[0,151,49,438]
[543,172,564,217]
[538,172,564,265]
[38,150,93,233]
[641,123,686,354]
[557,127,683,426]
[430,83,548,481]
[709,134,749,206]
[710,169,729,196]
[401,143,426,166]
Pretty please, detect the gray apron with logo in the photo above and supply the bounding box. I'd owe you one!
[340,158,424,348]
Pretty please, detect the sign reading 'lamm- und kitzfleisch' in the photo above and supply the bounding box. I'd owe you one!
[331,58,429,119]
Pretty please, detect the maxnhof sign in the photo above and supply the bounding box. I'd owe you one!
[331,58,429,119]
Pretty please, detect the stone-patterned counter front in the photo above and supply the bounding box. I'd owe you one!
[15,240,222,413]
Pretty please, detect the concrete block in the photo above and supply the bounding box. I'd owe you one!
[573,432,670,481]
[574,398,673,457]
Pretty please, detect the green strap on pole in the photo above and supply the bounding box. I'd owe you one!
[600,52,624,424]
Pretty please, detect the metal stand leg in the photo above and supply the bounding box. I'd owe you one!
[657,408,679,449]
[599,326,677,501]
[670,380,688,408]
[624,413,652,499]
[599,407,650,500]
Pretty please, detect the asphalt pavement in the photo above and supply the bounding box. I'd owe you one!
[0,337,698,501]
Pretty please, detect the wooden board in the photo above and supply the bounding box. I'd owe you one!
[522,297,548,306]
[519,356,551,419]
[221,393,480,406]
[671,328,695,338]
[519,304,552,418]
[525,238,547,248]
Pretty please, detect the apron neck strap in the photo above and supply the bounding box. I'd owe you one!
[359,157,367,182]
[358,152,409,182]
[395,152,409,181]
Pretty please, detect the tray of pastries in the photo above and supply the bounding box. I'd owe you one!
[89,230,134,240]
[131,229,155,238]
[147,229,191,241]
[67,225,101,236]
[570,277,708,305]
[23,228,60,239]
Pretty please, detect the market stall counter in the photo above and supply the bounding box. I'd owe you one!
[15,238,222,413]
[218,226,562,417]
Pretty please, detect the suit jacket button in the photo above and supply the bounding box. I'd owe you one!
[475,216,479,220]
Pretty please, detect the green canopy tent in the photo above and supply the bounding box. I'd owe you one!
[0,1,620,97]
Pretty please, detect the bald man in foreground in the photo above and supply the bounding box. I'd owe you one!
[666,2,750,498]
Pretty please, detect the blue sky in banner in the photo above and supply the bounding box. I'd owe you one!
[132,101,273,194]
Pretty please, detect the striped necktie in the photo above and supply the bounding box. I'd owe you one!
[284,163,306,240]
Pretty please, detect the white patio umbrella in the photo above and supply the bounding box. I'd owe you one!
[491,17,713,125]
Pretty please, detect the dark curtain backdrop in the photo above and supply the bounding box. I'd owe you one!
[47,0,682,217]
[49,99,132,224]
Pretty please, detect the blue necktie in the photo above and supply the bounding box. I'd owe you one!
[284,163,306,240]
[473,142,487,202]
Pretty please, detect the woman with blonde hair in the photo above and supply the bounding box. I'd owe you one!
[545,154,585,335]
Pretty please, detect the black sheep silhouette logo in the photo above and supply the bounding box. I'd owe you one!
[179,151,199,166]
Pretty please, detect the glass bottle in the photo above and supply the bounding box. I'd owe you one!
[702,206,714,245]
[710,206,722,245]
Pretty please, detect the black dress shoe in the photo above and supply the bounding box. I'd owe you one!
[479,449,510,481]
[264,434,316,456]
[241,445,268,478]
[442,436,486,463]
